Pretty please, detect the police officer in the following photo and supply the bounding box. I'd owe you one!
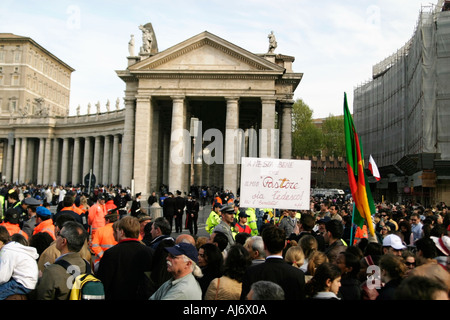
[22,197,43,238]
[114,189,131,219]
[174,190,185,233]
[185,194,200,236]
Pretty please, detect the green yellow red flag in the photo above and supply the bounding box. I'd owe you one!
[343,93,376,236]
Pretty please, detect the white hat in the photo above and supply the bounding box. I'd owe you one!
[431,236,450,256]
[382,234,406,250]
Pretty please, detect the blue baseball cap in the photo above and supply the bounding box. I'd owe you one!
[165,243,198,264]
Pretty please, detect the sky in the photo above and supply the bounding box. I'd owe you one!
[0,0,434,118]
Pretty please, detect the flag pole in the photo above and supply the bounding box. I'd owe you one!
[350,202,355,246]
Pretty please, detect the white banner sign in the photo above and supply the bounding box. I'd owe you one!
[239,157,311,210]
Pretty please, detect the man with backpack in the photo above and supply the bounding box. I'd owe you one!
[35,221,90,300]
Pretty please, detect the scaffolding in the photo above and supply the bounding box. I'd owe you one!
[353,5,450,168]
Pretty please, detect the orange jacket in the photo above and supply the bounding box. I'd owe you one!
[353,225,368,245]
[235,223,251,234]
[78,204,89,214]
[61,206,84,215]
[105,200,117,212]
[33,219,56,240]
[72,204,84,215]
[91,223,117,264]
[213,196,222,208]
[0,222,29,240]
[88,202,107,233]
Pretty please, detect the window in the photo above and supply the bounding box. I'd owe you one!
[10,100,17,113]
[14,51,21,63]
[12,75,19,86]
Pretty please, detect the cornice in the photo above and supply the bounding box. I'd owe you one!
[132,71,280,80]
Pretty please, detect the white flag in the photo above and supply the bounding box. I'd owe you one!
[369,155,380,181]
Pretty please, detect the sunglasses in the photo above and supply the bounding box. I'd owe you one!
[405,261,416,267]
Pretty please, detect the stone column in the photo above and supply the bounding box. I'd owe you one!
[72,137,81,185]
[102,135,111,185]
[19,138,27,183]
[162,130,170,186]
[280,101,293,159]
[50,139,60,184]
[37,138,45,185]
[83,137,92,178]
[260,97,278,158]
[5,139,14,183]
[120,98,135,188]
[60,138,70,186]
[111,134,120,185]
[133,96,153,195]
[12,138,21,183]
[25,140,34,183]
[1,142,6,178]
[183,109,191,193]
[169,96,186,194]
[224,97,239,193]
[93,135,102,184]
[150,106,160,193]
[43,138,52,185]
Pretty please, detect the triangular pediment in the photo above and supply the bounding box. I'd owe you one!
[129,31,285,73]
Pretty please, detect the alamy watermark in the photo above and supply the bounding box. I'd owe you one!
[366,5,381,29]
[366,265,382,289]
[169,120,279,165]
[66,5,81,30]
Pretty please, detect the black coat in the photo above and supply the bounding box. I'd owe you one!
[97,239,154,300]
[174,196,186,215]
[376,278,402,301]
[339,276,362,300]
[186,199,200,214]
[240,257,306,300]
[147,195,158,206]
[114,194,131,209]
[163,196,176,217]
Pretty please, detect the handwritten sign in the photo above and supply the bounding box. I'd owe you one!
[239,157,311,210]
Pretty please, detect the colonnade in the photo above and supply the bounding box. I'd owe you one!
[128,95,294,197]
[1,133,123,186]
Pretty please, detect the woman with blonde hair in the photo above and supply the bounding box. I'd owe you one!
[285,246,305,269]
[78,195,90,214]
[305,250,329,283]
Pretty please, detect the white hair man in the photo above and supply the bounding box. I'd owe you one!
[149,243,203,300]
[244,236,266,265]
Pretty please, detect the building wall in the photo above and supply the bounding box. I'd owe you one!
[0,34,73,118]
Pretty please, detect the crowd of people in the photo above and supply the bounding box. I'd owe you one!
[0,182,449,301]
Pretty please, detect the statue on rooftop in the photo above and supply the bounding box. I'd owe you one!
[138,23,158,55]
[268,31,277,54]
[128,34,135,56]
